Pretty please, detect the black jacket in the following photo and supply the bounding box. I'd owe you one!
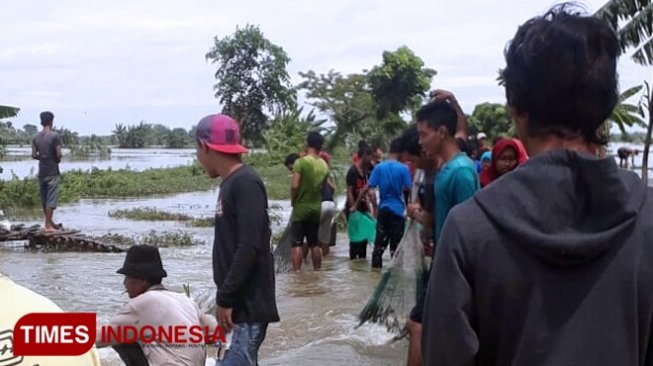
[213,165,280,324]
[423,149,653,365]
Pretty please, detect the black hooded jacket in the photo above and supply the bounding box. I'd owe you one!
[422,149,653,366]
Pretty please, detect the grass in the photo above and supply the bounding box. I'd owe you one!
[0,164,215,208]
[109,207,194,221]
[107,207,215,227]
[94,230,198,247]
[0,152,349,209]
[141,230,197,247]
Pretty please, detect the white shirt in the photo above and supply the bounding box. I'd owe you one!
[103,285,217,366]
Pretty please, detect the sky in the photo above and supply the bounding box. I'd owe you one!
[1,0,651,135]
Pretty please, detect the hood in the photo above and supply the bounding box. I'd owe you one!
[475,149,647,266]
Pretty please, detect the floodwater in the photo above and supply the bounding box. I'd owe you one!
[0,153,406,365]
[1,143,652,365]
[0,147,196,180]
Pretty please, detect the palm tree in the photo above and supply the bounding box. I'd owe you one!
[0,106,19,159]
[609,85,647,137]
[595,0,653,66]
[639,83,652,182]
[0,105,19,119]
[595,0,652,180]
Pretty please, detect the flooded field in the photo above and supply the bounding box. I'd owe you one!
[0,189,406,365]
[0,147,196,180]
[1,142,651,365]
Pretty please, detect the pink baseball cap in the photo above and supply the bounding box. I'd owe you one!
[195,114,248,154]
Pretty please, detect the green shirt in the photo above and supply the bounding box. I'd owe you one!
[291,155,328,222]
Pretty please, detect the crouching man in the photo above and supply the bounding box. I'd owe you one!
[97,245,218,366]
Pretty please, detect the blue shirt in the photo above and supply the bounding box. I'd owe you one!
[435,153,479,241]
[368,160,412,217]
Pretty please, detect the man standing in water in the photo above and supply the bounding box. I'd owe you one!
[290,132,328,271]
[346,144,377,260]
[368,137,412,268]
[195,114,279,365]
[31,111,62,232]
[423,7,653,365]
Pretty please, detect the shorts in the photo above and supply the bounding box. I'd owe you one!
[39,175,60,210]
[291,220,319,247]
[318,201,337,244]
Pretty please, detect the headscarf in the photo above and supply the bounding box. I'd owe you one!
[480,151,492,163]
[479,138,528,187]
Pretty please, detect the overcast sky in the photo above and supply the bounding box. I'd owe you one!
[2,0,650,135]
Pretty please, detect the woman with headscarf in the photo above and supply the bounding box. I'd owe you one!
[479,138,528,188]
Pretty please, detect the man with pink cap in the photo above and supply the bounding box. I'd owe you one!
[195,114,279,366]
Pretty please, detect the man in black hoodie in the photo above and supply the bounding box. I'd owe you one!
[422,5,653,366]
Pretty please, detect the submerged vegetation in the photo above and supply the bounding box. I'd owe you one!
[109,207,194,221]
[97,230,197,247]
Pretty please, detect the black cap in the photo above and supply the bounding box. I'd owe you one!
[117,245,167,278]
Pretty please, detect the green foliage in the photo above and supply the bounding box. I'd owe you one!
[54,126,80,147]
[0,165,217,208]
[112,122,192,148]
[469,103,513,142]
[595,0,653,65]
[206,24,296,146]
[0,106,20,119]
[166,127,192,148]
[264,107,325,161]
[298,70,377,150]
[69,134,111,158]
[608,85,647,138]
[368,46,436,119]
[109,207,195,221]
[140,230,197,247]
[112,121,152,148]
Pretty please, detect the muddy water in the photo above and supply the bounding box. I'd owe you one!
[0,189,407,365]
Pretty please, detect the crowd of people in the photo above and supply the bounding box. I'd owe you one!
[14,5,653,366]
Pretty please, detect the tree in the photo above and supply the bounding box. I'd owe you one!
[607,85,647,138]
[113,123,128,148]
[23,124,38,136]
[595,0,653,66]
[298,70,377,150]
[54,126,79,147]
[368,46,436,119]
[0,106,19,119]
[264,107,325,158]
[206,24,296,146]
[596,0,653,177]
[166,128,191,149]
[469,103,513,142]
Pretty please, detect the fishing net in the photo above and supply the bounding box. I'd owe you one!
[357,170,429,334]
[273,220,294,273]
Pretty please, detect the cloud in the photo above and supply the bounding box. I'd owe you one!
[1,0,649,135]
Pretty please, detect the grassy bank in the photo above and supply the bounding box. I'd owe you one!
[108,207,214,227]
[0,151,350,208]
[0,165,215,208]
